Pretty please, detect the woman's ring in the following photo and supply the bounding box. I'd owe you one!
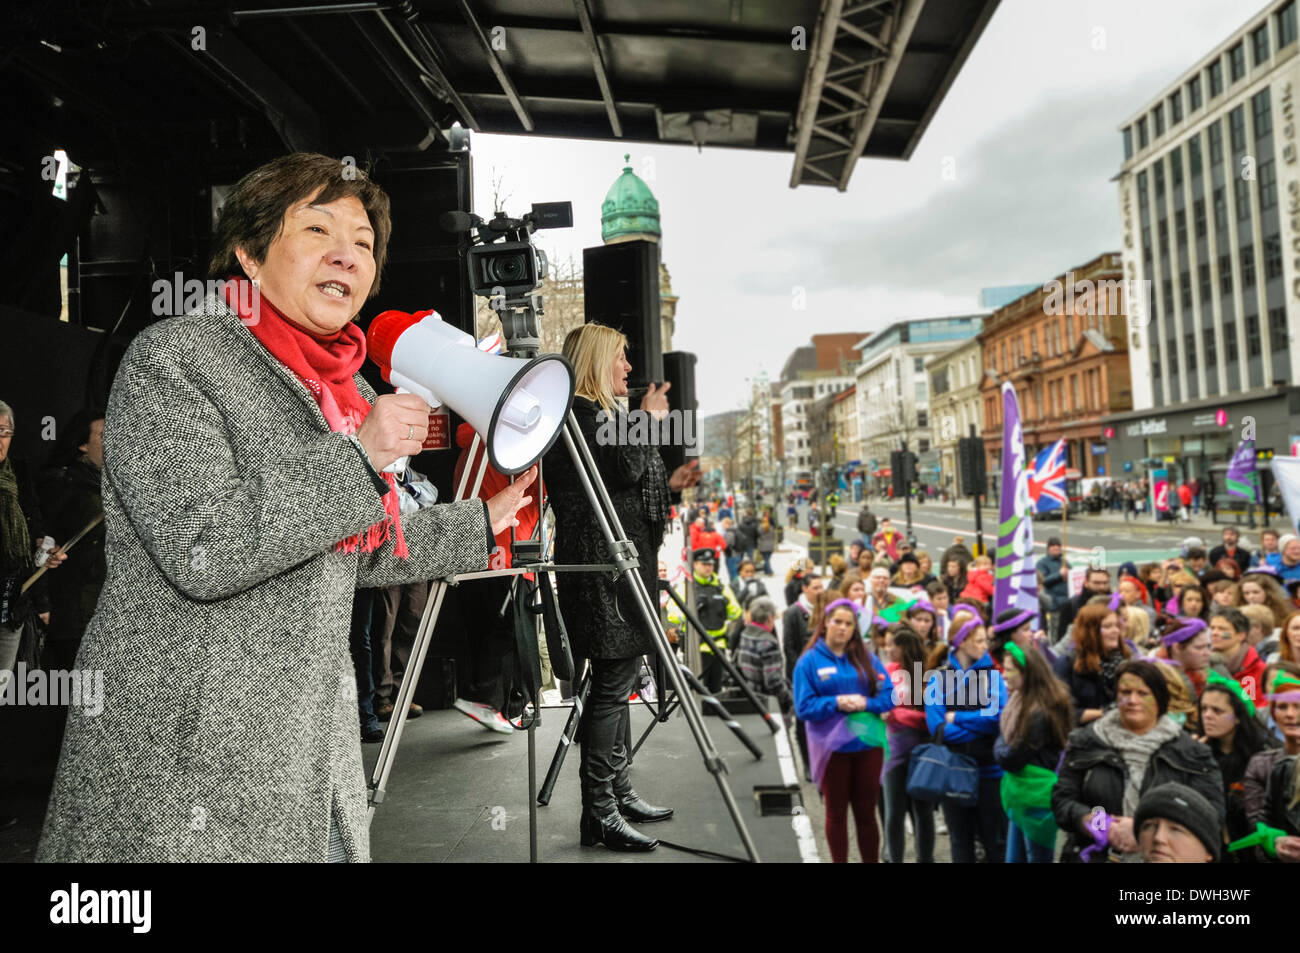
[407,425,414,440]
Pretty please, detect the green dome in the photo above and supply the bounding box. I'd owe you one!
[601,154,661,242]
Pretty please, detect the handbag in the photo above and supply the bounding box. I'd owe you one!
[906,721,979,806]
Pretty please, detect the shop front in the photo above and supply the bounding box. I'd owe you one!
[1102,387,1300,484]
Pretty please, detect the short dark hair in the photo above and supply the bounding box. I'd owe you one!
[1212,606,1248,635]
[801,572,823,589]
[1115,659,1170,716]
[209,152,393,296]
[1087,567,1110,579]
[1187,547,1207,560]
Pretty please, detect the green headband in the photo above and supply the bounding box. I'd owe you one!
[1002,641,1028,671]
[1273,671,1300,692]
[1204,669,1256,719]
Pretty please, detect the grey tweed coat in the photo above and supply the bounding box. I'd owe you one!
[36,295,489,863]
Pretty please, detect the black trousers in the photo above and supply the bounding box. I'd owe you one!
[579,655,640,815]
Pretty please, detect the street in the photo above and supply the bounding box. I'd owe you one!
[774,495,1270,569]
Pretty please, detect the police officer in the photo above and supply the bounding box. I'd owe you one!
[667,548,741,693]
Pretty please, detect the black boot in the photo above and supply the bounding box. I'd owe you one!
[579,809,660,851]
[616,791,674,823]
[611,741,673,822]
[578,657,660,850]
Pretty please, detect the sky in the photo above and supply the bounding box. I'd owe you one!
[468,0,1271,418]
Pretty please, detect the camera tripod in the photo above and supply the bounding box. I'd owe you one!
[366,411,761,863]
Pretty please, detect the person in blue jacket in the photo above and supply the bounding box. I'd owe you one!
[794,598,896,862]
[924,608,1010,863]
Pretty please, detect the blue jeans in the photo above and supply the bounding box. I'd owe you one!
[350,589,381,734]
[1005,818,1054,863]
[725,555,741,584]
[758,550,773,574]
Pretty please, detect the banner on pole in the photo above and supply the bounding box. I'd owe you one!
[993,383,1039,625]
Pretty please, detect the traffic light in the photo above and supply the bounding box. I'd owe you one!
[903,451,918,485]
[958,437,987,497]
[890,450,905,496]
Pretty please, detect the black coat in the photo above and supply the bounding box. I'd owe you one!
[1053,651,1118,723]
[544,396,673,660]
[42,457,107,646]
[1051,721,1224,862]
[1208,544,1251,573]
[781,601,812,678]
[994,710,1065,774]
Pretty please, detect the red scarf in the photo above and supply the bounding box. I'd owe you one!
[223,277,407,558]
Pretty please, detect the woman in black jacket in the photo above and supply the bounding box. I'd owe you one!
[544,324,700,852]
[996,642,1073,862]
[1052,660,1225,862]
[1054,601,1132,725]
[1196,672,1278,859]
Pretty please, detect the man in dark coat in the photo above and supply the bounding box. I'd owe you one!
[42,412,107,672]
[1056,567,1112,642]
[1208,526,1252,574]
[781,572,822,782]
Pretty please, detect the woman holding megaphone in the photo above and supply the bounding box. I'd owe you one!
[545,324,701,851]
[38,153,536,863]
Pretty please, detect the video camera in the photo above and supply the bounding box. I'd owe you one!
[439,202,574,299]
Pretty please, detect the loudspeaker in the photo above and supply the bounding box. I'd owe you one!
[661,350,698,475]
[583,240,662,388]
[368,310,575,474]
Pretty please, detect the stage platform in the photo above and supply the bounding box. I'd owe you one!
[0,696,815,864]
[367,701,816,863]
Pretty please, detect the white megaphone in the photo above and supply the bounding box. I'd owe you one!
[367,309,574,475]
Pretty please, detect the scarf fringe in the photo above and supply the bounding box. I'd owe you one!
[333,474,410,558]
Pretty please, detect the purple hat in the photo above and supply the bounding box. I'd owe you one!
[1243,564,1279,578]
[908,599,937,617]
[1161,616,1208,648]
[992,608,1035,635]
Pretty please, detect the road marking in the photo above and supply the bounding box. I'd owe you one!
[770,714,821,863]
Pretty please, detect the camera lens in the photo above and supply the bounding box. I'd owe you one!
[486,253,527,283]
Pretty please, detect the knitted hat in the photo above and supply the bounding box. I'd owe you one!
[1134,783,1221,861]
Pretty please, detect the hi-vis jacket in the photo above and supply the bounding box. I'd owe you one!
[666,572,741,654]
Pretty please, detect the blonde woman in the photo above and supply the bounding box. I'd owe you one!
[543,324,700,852]
[1122,604,1153,650]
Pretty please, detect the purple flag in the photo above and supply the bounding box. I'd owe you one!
[1225,438,1260,503]
[993,383,1039,625]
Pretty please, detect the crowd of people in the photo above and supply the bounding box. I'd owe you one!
[679,495,1300,864]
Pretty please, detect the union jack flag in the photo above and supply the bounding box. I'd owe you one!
[1027,438,1068,512]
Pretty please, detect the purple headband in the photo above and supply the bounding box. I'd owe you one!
[1107,591,1123,612]
[823,598,861,619]
[992,608,1035,635]
[950,616,982,649]
[1161,616,1208,648]
[908,599,936,617]
[1268,692,1300,704]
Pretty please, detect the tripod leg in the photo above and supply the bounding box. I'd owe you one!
[538,664,590,806]
[663,584,780,734]
[678,664,763,762]
[561,414,760,862]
